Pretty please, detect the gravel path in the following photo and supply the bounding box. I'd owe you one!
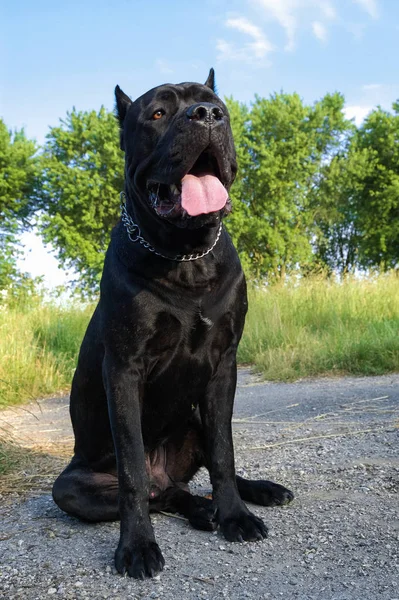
[1,370,398,599]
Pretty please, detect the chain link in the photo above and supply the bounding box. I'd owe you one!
[120,192,222,262]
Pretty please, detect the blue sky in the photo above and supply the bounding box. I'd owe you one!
[1,0,398,287]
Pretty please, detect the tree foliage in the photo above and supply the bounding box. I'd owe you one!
[0,119,38,290]
[354,104,399,270]
[39,107,124,291]
[314,103,399,273]
[225,92,352,280]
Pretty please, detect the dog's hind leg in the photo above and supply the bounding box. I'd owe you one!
[236,475,294,507]
[147,423,217,531]
[150,486,218,531]
[52,457,119,522]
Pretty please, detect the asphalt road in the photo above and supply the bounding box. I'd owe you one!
[1,369,398,599]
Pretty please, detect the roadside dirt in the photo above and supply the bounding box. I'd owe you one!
[1,370,398,599]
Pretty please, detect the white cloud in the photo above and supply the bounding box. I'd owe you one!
[226,17,264,40]
[253,0,297,51]
[252,0,335,51]
[344,105,372,125]
[226,17,274,58]
[345,84,399,124]
[312,21,328,42]
[352,0,379,19]
[221,0,377,58]
[217,16,274,63]
[320,1,336,20]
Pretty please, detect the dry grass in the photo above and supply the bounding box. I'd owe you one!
[0,436,71,494]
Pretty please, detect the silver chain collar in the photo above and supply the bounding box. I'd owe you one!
[120,192,222,262]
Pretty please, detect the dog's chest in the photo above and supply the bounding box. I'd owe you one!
[145,305,234,369]
[140,307,236,438]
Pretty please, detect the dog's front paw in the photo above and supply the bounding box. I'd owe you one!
[221,512,268,543]
[115,540,165,579]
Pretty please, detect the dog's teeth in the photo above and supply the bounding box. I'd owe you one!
[170,184,180,195]
[149,190,159,208]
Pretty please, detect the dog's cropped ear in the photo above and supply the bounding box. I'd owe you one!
[204,68,216,93]
[115,85,132,126]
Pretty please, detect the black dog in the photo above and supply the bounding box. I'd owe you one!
[52,69,294,579]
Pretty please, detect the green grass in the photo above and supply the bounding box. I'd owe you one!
[0,300,92,407]
[0,273,398,409]
[238,272,399,380]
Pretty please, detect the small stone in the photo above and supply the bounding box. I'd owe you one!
[48,589,57,596]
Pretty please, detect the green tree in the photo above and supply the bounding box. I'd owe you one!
[0,119,38,290]
[226,92,351,280]
[355,104,399,270]
[40,107,124,292]
[224,97,253,273]
[313,137,369,274]
[315,102,399,273]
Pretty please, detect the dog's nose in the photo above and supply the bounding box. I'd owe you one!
[186,103,224,123]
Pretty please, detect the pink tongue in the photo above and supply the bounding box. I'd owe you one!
[181,174,228,216]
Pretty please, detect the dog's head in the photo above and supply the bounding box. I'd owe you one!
[115,69,237,229]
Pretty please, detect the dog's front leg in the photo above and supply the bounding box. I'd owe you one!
[103,353,165,579]
[200,351,269,542]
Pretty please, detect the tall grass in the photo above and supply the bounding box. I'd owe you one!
[0,299,92,407]
[238,272,399,380]
[0,273,398,408]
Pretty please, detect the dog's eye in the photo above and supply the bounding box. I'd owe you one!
[152,110,164,120]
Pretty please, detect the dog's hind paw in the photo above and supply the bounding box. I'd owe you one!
[188,496,218,532]
[237,476,295,507]
[254,481,294,507]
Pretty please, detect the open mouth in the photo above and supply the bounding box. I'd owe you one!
[146,150,230,219]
